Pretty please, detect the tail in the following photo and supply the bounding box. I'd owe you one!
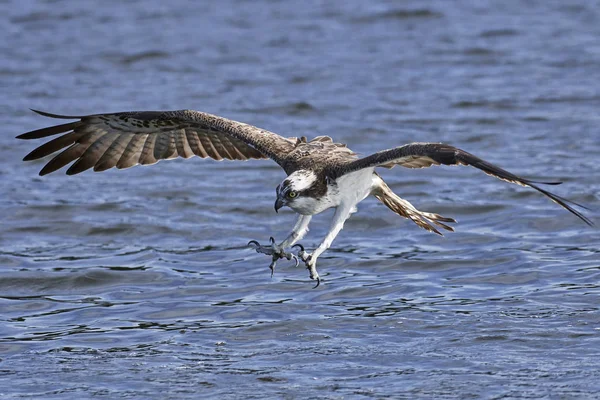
[372,175,456,235]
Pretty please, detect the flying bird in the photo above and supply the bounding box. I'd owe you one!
[18,109,592,286]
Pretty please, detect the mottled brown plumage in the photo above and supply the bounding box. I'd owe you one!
[19,109,292,175]
[281,135,356,174]
[18,109,591,227]
[327,142,592,226]
[18,108,592,285]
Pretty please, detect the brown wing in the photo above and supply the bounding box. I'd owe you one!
[329,142,592,226]
[17,109,297,175]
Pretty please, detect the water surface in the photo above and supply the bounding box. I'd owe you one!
[1,0,600,398]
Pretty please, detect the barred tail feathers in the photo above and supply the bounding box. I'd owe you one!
[372,176,456,235]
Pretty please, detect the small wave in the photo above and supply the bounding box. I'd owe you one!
[480,29,519,38]
[532,95,600,104]
[451,100,516,110]
[105,50,171,65]
[463,47,496,56]
[353,8,443,23]
[238,101,318,116]
[522,116,549,122]
[11,11,78,23]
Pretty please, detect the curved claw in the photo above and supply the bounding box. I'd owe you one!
[292,243,304,252]
[313,276,321,289]
[247,238,305,280]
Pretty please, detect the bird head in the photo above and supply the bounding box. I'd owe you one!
[274,170,319,213]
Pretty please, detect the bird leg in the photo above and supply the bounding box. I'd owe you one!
[247,215,312,278]
[292,243,320,288]
[292,205,353,288]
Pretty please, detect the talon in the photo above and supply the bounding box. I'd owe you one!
[313,276,321,289]
[294,244,310,263]
[248,237,300,278]
[292,243,304,252]
[305,257,320,287]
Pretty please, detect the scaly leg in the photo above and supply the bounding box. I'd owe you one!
[248,215,312,277]
[296,205,353,287]
[280,215,312,248]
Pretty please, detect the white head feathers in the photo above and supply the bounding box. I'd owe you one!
[285,170,318,191]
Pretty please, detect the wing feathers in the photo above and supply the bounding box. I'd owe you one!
[38,129,106,175]
[153,130,177,160]
[23,130,85,161]
[67,132,120,175]
[174,129,194,158]
[30,109,85,119]
[198,132,221,160]
[94,133,135,172]
[212,135,234,159]
[185,128,208,158]
[17,121,80,140]
[116,134,146,169]
[338,143,592,226]
[527,183,592,225]
[18,109,295,175]
[39,143,88,176]
[221,135,247,160]
[139,133,159,165]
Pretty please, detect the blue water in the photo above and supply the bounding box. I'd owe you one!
[1,0,600,398]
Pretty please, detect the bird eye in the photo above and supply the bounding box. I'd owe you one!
[288,191,297,198]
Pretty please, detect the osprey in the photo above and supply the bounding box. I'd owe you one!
[18,109,591,286]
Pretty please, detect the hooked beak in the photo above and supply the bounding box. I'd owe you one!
[274,197,284,213]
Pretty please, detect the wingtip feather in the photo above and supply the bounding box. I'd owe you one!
[17,120,80,140]
[38,165,55,176]
[30,109,84,119]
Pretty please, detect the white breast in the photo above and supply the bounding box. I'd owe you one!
[333,168,376,207]
[289,168,375,215]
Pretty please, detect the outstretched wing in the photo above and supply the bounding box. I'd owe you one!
[17,109,297,175]
[329,142,592,226]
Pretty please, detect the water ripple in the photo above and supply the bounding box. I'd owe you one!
[1,0,599,398]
